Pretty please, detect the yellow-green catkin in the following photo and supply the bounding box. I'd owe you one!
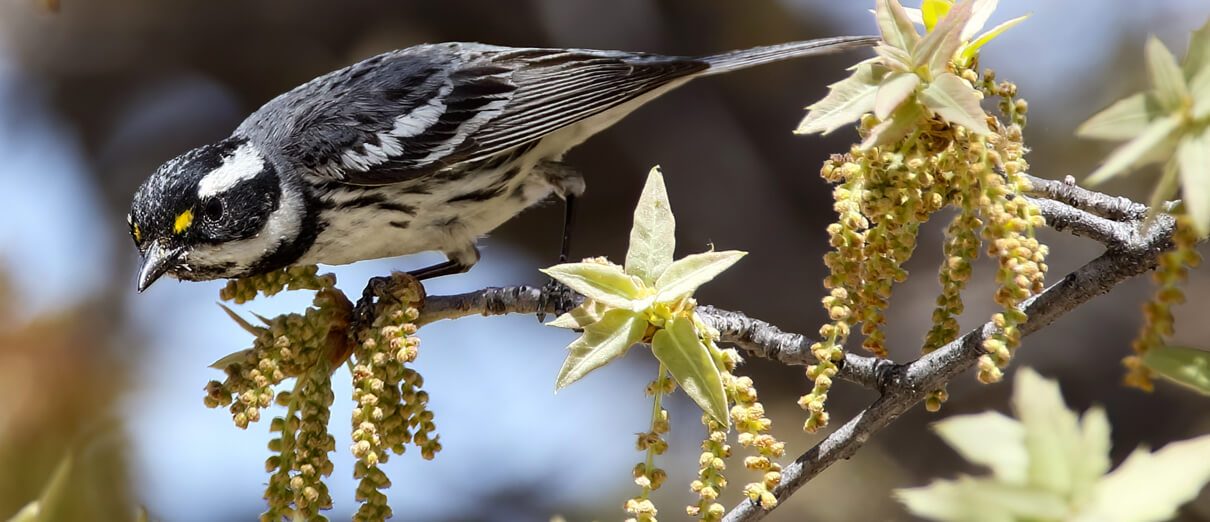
[293,368,337,520]
[807,66,1045,427]
[220,265,336,304]
[350,273,436,522]
[1125,215,1202,390]
[806,137,942,431]
[627,374,673,522]
[263,366,336,522]
[729,369,783,511]
[205,267,341,429]
[922,189,981,412]
[804,162,865,432]
[975,126,1046,383]
[263,400,301,521]
[688,413,729,521]
[925,200,982,352]
[204,267,344,521]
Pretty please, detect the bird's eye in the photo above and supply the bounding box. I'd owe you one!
[203,197,224,222]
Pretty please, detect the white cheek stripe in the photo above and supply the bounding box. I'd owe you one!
[198,143,266,198]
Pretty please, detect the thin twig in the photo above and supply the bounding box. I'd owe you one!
[1023,174,1149,221]
[1023,196,1134,245]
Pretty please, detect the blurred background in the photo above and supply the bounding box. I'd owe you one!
[0,0,1208,520]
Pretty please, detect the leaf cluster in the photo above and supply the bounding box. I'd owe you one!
[1079,20,1210,236]
[898,368,1210,522]
[544,167,746,427]
[797,0,1027,149]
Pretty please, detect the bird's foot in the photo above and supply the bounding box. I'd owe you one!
[354,272,424,327]
[537,278,578,322]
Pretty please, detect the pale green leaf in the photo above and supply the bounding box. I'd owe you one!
[1076,92,1165,141]
[860,94,925,150]
[651,317,728,427]
[876,0,921,51]
[1177,130,1210,237]
[541,262,645,309]
[1146,35,1190,110]
[874,42,914,71]
[1086,113,1182,185]
[796,62,885,135]
[1073,406,1112,498]
[653,250,746,302]
[210,349,253,370]
[1185,18,1210,118]
[960,14,1031,65]
[874,71,920,119]
[896,477,1069,522]
[1191,66,1210,119]
[920,0,951,32]
[1012,368,1080,496]
[555,309,646,389]
[547,299,609,330]
[1076,434,1210,522]
[932,411,1027,484]
[962,0,999,41]
[919,72,991,134]
[1184,17,1210,82]
[895,7,926,26]
[915,0,970,73]
[1142,345,1210,395]
[626,166,676,285]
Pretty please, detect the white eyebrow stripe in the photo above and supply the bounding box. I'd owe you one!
[198,143,266,198]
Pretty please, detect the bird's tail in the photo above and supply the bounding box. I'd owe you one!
[700,35,880,76]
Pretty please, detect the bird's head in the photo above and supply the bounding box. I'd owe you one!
[129,137,302,291]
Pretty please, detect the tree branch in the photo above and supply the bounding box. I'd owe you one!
[416,285,891,389]
[720,211,1177,521]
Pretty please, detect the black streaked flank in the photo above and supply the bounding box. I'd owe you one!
[498,166,523,183]
[340,193,387,208]
[446,185,505,203]
[377,202,416,215]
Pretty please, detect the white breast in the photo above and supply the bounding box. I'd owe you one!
[298,162,554,267]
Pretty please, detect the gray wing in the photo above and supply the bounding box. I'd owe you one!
[237,43,706,186]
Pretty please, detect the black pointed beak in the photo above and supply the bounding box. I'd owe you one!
[137,241,184,292]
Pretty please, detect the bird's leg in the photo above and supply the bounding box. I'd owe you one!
[537,161,586,321]
[408,242,479,281]
[408,259,473,280]
[557,193,576,264]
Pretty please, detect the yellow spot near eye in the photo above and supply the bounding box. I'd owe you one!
[174,209,194,234]
[133,223,142,243]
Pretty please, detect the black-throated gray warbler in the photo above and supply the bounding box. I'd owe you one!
[128,36,876,292]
